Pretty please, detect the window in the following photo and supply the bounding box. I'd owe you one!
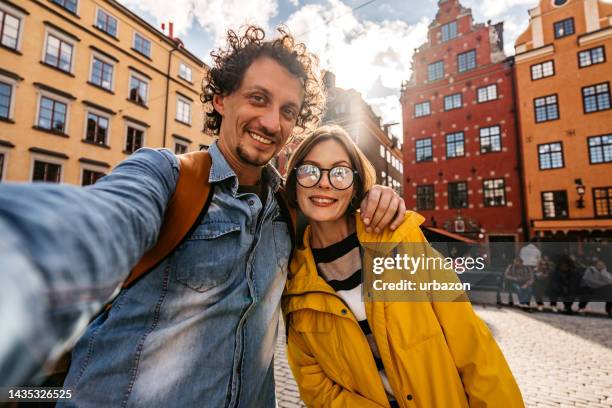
[441,21,457,42]
[125,125,144,154]
[541,191,568,219]
[538,142,564,170]
[415,138,433,162]
[82,169,105,186]
[179,63,192,82]
[0,8,21,50]
[554,18,574,39]
[582,82,611,113]
[578,46,605,68]
[38,96,67,133]
[483,178,506,207]
[428,61,444,82]
[174,142,188,155]
[530,60,555,80]
[90,56,114,90]
[0,152,4,180]
[128,74,148,105]
[457,50,476,73]
[480,126,501,153]
[448,182,468,208]
[414,101,430,117]
[176,96,191,124]
[444,93,462,111]
[534,94,559,123]
[85,112,109,146]
[477,84,497,103]
[51,0,77,13]
[588,135,612,164]
[417,185,435,210]
[380,145,385,158]
[133,32,151,57]
[593,187,612,218]
[44,34,74,73]
[446,132,465,158]
[95,8,117,37]
[32,160,61,183]
[0,81,11,119]
[386,150,391,163]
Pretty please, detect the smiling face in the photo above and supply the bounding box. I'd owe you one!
[213,57,304,183]
[296,139,355,223]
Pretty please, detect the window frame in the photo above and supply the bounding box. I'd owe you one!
[0,2,25,52]
[416,184,435,210]
[89,51,115,92]
[445,131,465,158]
[441,21,457,42]
[448,181,468,209]
[578,46,606,68]
[533,93,560,123]
[443,92,462,111]
[29,153,64,183]
[582,82,611,114]
[553,17,575,39]
[587,134,612,165]
[0,145,10,181]
[124,122,145,155]
[42,27,76,74]
[530,60,555,81]
[415,137,433,163]
[176,95,192,125]
[457,49,476,73]
[479,125,502,154]
[483,178,506,207]
[35,91,70,135]
[427,60,445,82]
[83,109,111,147]
[537,141,565,170]
[51,0,79,15]
[0,74,17,121]
[80,165,107,186]
[414,101,431,117]
[127,71,149,106]
[592,187,612,218]
[541,190,569,219]
[477,84,497,103]
[132,31,151,58]
[178,62,193,82]
[94,7,118,38]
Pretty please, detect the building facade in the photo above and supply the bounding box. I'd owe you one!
[0,0,213,185]
[514,0,612,240]
[400,0,524,245]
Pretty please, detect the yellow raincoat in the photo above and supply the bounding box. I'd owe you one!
[282,211,524,407]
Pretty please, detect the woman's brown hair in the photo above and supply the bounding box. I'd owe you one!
[285,125,376,212]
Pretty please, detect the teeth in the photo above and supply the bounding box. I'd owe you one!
[249,132,272,145]
[311,197,335,204]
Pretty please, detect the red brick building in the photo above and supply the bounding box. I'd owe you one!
[400,0,525,247]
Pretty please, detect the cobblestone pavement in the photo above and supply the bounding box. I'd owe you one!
[275,305,612,408]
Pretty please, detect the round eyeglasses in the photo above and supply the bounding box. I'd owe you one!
[294,164,358,190]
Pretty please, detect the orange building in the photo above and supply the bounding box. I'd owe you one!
[514,0,612,240]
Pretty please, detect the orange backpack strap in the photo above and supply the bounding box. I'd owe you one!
[122,150,213,289]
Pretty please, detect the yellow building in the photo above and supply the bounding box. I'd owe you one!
[0,0,213,185]
[514,0,612,239]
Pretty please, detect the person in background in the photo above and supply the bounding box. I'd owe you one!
[504,257,534,310]
[282,125,524,407]
[533,259,553,312]
[578,259,612,316]
[519,241,541,270]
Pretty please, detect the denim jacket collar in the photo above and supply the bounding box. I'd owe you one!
[208,140,283,196]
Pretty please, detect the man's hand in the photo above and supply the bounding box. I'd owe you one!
[360,185,406,233]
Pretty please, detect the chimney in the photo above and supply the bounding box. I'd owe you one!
[169,22,174,39]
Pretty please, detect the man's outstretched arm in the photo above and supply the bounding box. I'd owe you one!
[0,148,179,386]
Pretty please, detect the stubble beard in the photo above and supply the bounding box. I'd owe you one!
[236,143,273,167]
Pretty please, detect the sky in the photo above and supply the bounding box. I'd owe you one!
[118,0,543,139]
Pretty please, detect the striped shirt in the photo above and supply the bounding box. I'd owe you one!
[312,232,398,406]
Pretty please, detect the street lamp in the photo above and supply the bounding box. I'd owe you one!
[575,178,586,209]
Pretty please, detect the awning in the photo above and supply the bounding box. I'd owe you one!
[532,218,612,231]
[422,227,477,243]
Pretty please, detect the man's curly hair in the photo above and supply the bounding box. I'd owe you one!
[201,25,325,138]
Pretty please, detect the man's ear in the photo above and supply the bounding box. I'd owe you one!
[212,94,225,116]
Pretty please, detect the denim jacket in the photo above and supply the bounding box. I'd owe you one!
[0,142,291,407]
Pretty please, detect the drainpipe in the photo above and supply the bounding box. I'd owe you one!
[163,23,178,149]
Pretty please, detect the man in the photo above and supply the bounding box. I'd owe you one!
[0,26,405,406]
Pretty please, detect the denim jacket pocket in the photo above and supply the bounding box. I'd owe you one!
[174,221,241,292]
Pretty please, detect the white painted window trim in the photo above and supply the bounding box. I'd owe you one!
[89,50,116,91]
[94,6,119,37]
[173,137,190,153]
[0,1,26,51]
[82,108,111,146]
[34,89,72,132]
[0,73,19,120]
[178,62,193,82]
[124,120,147,152]
[176,95,192,124]
[0,146,10,181]
[79,162,108,185]
[29,152,65,183]
[132,31,151,58]
[42,26,77,74]
[127,70,149,104]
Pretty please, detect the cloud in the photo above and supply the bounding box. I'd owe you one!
[462,0,537,19]
[119,0,279,43]
[285,0,429,125]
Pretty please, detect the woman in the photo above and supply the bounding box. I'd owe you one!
[504,257,534,310]
[282,125,523,407]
